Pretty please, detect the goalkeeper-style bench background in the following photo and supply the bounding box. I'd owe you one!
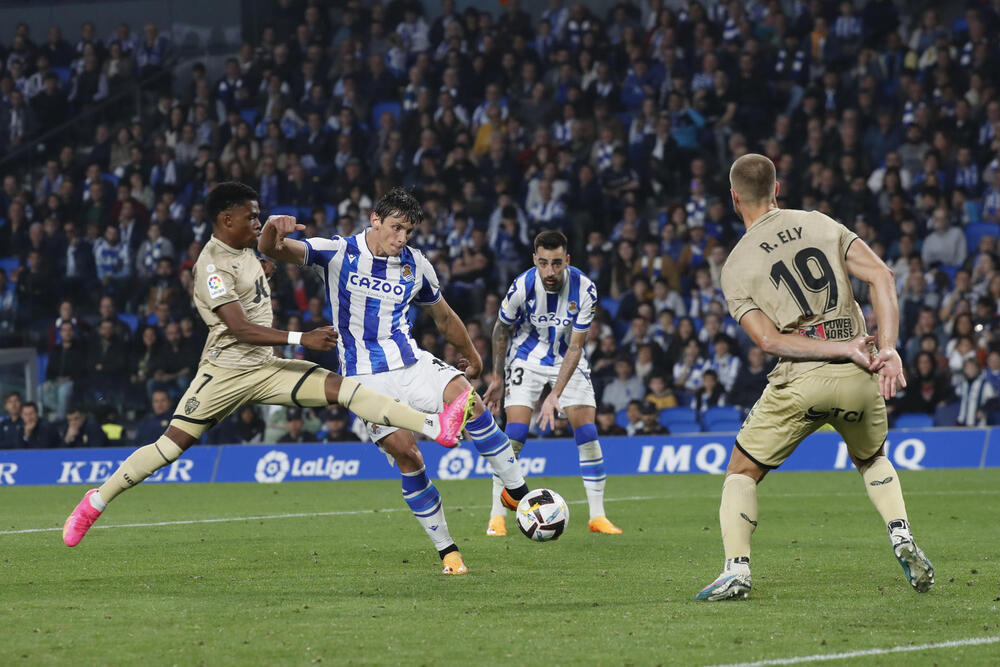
[0,428,996,486]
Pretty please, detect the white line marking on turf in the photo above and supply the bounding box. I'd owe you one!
[0,495,657,536]
[710,635,1000,667]
[3,488,999,536]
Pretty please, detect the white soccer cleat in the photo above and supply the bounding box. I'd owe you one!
[889,519,934,593]
[695,557,752,601]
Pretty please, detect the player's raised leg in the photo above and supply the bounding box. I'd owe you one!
[696,446,764,600]
[326,373,474,448]
[565,406,621,534]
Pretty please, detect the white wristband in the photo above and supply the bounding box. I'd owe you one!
[288,331,302,345]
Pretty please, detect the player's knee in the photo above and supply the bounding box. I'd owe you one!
[164,425,197,451]
[386,438,424,471]
[852,446,886,473]
[726,446,768,482]
[323,374,343,403]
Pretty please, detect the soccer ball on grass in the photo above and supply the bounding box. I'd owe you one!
[516,488,569,541]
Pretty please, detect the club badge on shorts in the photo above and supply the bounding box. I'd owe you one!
[185,397,200,415]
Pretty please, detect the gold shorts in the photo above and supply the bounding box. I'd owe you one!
[736,362,888,468]
[170,358,331,438]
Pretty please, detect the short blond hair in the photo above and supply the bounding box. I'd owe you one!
[729,153,776,204]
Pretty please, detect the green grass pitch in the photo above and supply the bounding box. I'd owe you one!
[2,469,998,665]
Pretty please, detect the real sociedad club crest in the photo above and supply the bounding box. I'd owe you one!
[401,264,414,282]
[568,301,578,314]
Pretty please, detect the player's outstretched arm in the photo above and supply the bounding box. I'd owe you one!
[538,328,586,431]
[740,310,874,370]
[483,319,514,414]
[258,215,308,265]
[426,298,483,378]
[215,301,337,351]
[845,238,907,399]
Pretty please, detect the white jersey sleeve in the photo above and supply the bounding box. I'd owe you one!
[498,274,526,325]
[573,277,597,332]
[412,248,442,305]
[302,236,346,267]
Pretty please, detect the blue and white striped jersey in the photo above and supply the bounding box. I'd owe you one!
[498,266,597,370]
[303,230,441,376]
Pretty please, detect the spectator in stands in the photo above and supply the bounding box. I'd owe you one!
[602,357,646,412]
[730,346,769,410]
[645,374,678,411]
[955,358,996,427]
[41,321,85,419]
[88,316,129,406]
[134,390,173,446]
[278,408,315,443]
[690,369,727,416]
[703,334,741,394]
[59,405,108,447]
[0,269,18,342]
[896,351,954,415]
[632,401,669,435]
[0,391,23,448]
[673,338,706,393]
[18,402,59,448]
[595,402,626,436]
[921,207,967,268]
[318,406,358,442]
[148,321,197,399]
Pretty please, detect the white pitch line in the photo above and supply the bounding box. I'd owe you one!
[0,495,658,537]
[709,635,1000,667]
[3,487,998,537]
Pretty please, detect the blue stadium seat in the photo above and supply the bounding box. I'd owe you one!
[667,420,702,433]
[894,413,933,429]
[371,101,402,128]
[702,406,741,427]
[324,203,337,222]
[937,265,959,285]
[600,297,619,319]
[52,66,71,87]
[240,109,259,126]
[965,222,999,253]
[615,408,629,428]
[705,420,742,433]
[0,256,20,274]
[118,312,139,334]
[933,402,960,427]
[37,353,48,387]
[269,205,301,217]
[659,407,697,427]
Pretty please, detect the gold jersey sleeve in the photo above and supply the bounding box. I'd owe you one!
[720,208,866,385]
[192,236,275,370]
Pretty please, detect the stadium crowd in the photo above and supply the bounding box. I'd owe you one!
[1,0,999,449]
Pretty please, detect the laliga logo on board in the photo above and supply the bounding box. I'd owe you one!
[255,450,291,483]
[438,448,475,480]
[254,449,362,483]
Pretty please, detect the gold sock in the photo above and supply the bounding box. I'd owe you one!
[337,376,432,436]
[98,436,184,503]
[719,473,758,560]
[859,455,908,524]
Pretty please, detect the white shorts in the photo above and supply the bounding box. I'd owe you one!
[505,359,596,410]
[351,349,464,443]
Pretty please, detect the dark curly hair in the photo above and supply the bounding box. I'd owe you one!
[205,181,259,224]
[372,187,423,226]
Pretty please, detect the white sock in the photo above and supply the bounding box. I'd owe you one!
[577,440,607,519]
[490,475,506,517]
[420,415,441,440]
[89,490,107,512]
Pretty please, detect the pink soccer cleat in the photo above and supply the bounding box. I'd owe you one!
[435,386,476,448]
[63,489,103,547]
